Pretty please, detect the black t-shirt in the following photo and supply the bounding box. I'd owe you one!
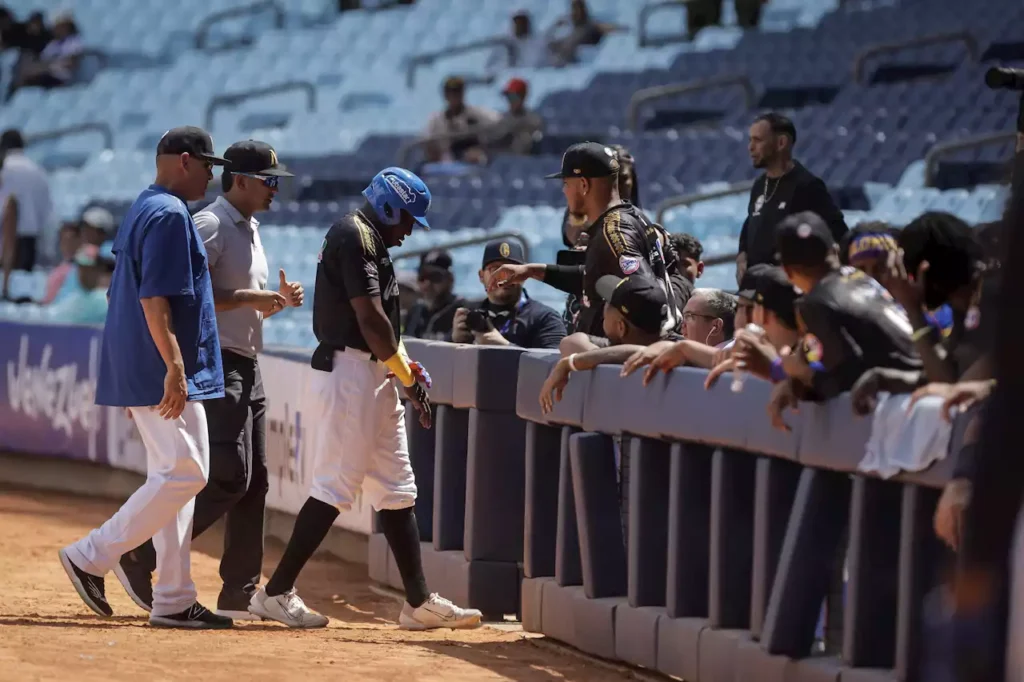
[470,292,567,349]
[739,161,848,268]
[404,294,464,341]
[312,210,400,364]
[797,268,921,399]
[577,203,677,336]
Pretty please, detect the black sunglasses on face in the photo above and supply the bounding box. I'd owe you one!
[237,173,279,189]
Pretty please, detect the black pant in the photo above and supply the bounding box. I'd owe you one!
[133,351,268,599]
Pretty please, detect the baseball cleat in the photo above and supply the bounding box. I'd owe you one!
[215,587,262,621]
[58,548,113,617]
[113,551,153,613]
[149,602,233,629]
[248,586,328,628]
[398,593,482,630]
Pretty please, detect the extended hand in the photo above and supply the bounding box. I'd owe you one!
[485,263,532,293]
[277,269,305,307]
[539,358,571,414]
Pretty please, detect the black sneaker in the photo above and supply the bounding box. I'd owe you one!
[150,602,234,629]
[113,550,153,613]
[58,548,113,617]
[216,586,260,621]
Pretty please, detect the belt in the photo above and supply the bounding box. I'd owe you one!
[339,347,377,362]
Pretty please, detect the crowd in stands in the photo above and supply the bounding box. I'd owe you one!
[0,7,83,98]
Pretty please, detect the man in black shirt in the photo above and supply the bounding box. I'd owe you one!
[403,249,463,341]
[452,239,565,348]
[488,141,680,338]
[737,113,847,283]
[251,167,481,631]
[767,212,921,429]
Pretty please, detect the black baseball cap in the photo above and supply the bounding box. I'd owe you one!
[737,263,773,301]
[595,274,667,335]
[224,140,293,177]
[482,239,525,268]
[776,211,835,267]
[754,265,799,329]
[419,249,453,275]
[545,141,620,179]
[156,126,228,165]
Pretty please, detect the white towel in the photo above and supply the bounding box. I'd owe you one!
[859,393,952,479]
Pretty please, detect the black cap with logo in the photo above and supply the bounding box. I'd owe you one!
[776,211,836,267]
[156,126,228,165]
[595,274,667,335]
[418,249,453,276]
[545,141,620,179]
[737,263,774,301]
[482,239,525,268]
[224,140,293,177]
[754,265,800,329]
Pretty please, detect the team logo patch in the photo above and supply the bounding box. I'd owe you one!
[385,175,415,204]
[619,255,641,275]
[797,222,812,238]
[965,306,981,330]
[317,238,327,263]
[753,195,765,215]
[499,242,510,258]
[803,334,823,363]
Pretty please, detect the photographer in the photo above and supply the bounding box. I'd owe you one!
[452,239,565,349]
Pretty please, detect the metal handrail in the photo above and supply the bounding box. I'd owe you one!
[204,81,316,130]
[405,37,516,89]
[923,131,1017,187]
[851,31,978,84]
[626,74,757,131]
[195,0,285,50]
[637,0,697,48]
[654,180,754,223]
[392,231,530,264]
[396,116,543,167]
[25,122,114,150]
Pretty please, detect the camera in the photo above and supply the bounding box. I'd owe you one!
[465,308,511,334]
[985,67,1024,91]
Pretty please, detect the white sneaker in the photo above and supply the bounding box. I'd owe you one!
[247,587,328,629]
[398,593,483,630]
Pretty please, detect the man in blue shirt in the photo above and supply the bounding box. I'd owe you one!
[58,126,232,629]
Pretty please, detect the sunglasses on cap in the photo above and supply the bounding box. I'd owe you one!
[236,173,279,189]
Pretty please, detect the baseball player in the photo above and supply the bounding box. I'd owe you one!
[248,167,482,630]
[58,126,232,629]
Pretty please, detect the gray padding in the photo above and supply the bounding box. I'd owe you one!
[572,595,628,658]
[521,576,549,633]
[697,628,750,682]
[523,421,562,578]
[515,351,589,426]
[582,366,671,437]
[797,395,870,470]
[786,656,843,682]
[463,410,526,562]
[432,405,469,550]
[614,605,664,670]
[656,617,706,681]
[541,582,584,647]
[453,345,526,411]
[733,638,791,682]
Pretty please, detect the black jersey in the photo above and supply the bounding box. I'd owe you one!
[797,267,921,399]
[311,210,400,369]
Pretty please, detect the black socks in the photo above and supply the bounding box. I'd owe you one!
[378,507,429,608]
[265,497,339,597]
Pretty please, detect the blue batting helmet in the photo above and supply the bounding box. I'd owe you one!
[362,167,431,230]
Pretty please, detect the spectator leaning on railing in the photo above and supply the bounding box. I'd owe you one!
[451,239,565,349]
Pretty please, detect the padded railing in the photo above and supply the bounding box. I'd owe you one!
[851,31,979,84]
[405,37,517,89]
[637,0,697,48]
[204,81,316,130]
[626,74,757,131]
[365,340,960,680]
[393,231,530,266]
[194,0,285,50]
[395,116,543,167]
[25,122,114,150]
[923,131,1018,187]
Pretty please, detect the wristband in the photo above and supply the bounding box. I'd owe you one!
[567,353,579,372]
[398,339,409,361]
[769,357,787,383]
[384,352,416,387]
[911,326,935,343]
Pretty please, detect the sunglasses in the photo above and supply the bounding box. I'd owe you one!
[236,173,279,189]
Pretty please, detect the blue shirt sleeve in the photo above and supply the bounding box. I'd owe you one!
[138,209,196,299]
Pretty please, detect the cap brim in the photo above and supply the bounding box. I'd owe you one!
[196,153,229,166]
[412,214,430,230]
[256,166,295,177]
[595,274,623,302]
[544,172,565,179]
[738,288,756,301]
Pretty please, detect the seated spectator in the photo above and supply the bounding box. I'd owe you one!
[540,274,680,412]
[40,221,81,304]
[548,0,624,66]
[422,76,499,164]
[618,287,737,379]
[79,205,115,246]
[0,9,50,56]
[8,12,81,97]
[488,11,552,70]
[452,239,565,349]
[49,243,113,324]
[839,221,898,280]
[766,212,922,431]
[403,249,464,341]
[481,78,544,156]
[669,232,703,311]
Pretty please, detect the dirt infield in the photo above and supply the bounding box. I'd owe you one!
[0,485,631,682]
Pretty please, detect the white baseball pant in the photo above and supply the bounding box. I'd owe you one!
[309,348,417,512]
[65,401,209,616]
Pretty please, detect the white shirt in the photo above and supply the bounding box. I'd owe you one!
[0,150,53,238]
[194,196,269,358]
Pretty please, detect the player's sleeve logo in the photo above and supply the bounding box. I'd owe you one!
[619,255,641,275]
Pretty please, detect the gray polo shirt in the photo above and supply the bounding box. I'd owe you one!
[194,196,269,358]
